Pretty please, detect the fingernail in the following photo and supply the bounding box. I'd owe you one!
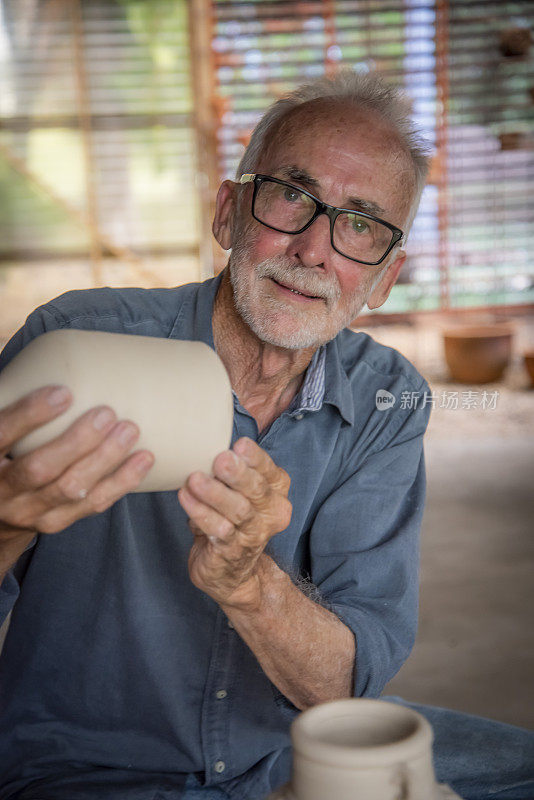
[47,386,71,406]
[135,453,154,472]
[228,450,240,465]
[234,438,250,456]
[116,422,138,446]
[93,407,114,431]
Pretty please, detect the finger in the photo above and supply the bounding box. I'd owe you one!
[33,420,142,509]
[209,454,291,533]
[178,486,235,542]
[1,404,118,495]
[212,450,269,506]
[233,437,291,494]
[187,521,220,550]
[34,449,154,534]
[0,385,72,458]
[185,471,253,527]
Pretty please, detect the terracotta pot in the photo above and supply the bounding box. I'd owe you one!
[498,132,525,151]
[266,698,461,800]
[499,26,532,58]
[524,351,534,387]
[443,325,514,384]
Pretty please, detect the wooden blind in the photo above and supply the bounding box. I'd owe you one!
[210,0,534,313]
[0,0,199,278]
[1,0,532,318]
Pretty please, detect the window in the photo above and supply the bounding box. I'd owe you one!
[208,0,534,313]
[1,0,532,341]
[0,0,200,339]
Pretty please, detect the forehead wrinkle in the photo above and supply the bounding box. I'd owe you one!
[260,101,414,224]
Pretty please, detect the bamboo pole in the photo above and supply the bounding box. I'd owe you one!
[69,0,103,286]
[435,0,451,309]
[353,303,534,326]
[188,0,224,279]
[0,142,158,286]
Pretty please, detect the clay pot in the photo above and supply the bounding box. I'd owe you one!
[499,26,532,58]
[267,698,461,800]
[524,351,534,387]
[498,132,525,151]
[443,325,514,384]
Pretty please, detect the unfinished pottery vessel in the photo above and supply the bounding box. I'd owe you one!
[0,329,233,492]
[266,698,462,800]
[443,325,514,384]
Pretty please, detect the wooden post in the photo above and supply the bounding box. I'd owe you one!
[70,0,103,286]
[0,142,158,286]
[188,0,224,279]
[435,0,451,309]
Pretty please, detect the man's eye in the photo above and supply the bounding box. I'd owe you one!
[348,215,370,234]
[283,188,303,203]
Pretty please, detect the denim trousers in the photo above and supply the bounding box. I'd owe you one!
[384,697,534,800]
[180,698,534,800]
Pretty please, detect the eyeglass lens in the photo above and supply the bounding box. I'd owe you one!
[254,179,394,264]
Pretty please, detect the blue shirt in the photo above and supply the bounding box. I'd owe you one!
[0,274,431,799]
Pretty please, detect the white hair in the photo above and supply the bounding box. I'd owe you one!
[236,69,431,233]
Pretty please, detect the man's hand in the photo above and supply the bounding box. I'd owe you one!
[178,437,292,609]
[0,385,154,575]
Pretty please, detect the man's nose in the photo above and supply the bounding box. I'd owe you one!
[285,212,333,268]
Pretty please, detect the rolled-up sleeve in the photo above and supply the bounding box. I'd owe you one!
[309,398,430,698]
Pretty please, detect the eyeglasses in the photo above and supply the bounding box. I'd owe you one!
[239,173,404,267]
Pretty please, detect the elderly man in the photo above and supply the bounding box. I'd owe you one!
[0,72,532,800]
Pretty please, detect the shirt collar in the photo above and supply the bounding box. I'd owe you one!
[290,337,354,426]
[168,272,222,349]
[323,336,355,426]
[288,346,326,414]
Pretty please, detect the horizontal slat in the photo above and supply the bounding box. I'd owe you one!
[2,0,532,315]
[0,0,198,262]
[1,114,192,131]
[211,0,532,316]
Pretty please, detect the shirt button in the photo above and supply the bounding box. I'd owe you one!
[227,619,234,629]
[295,413,304,420]
[216,689,227,699]
[214,760,226,773]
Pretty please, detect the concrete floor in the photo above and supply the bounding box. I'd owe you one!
[384,436,534,729]
[364,316,534,730]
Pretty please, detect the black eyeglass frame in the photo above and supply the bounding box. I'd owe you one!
[239,172,405,267]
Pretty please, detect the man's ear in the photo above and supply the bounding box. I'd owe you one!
[366,252,406,310]
[212,180,237,251]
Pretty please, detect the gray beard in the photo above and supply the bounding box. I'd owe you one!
[229,252,369,350]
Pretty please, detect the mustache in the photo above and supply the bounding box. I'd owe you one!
[254,256,341,303]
